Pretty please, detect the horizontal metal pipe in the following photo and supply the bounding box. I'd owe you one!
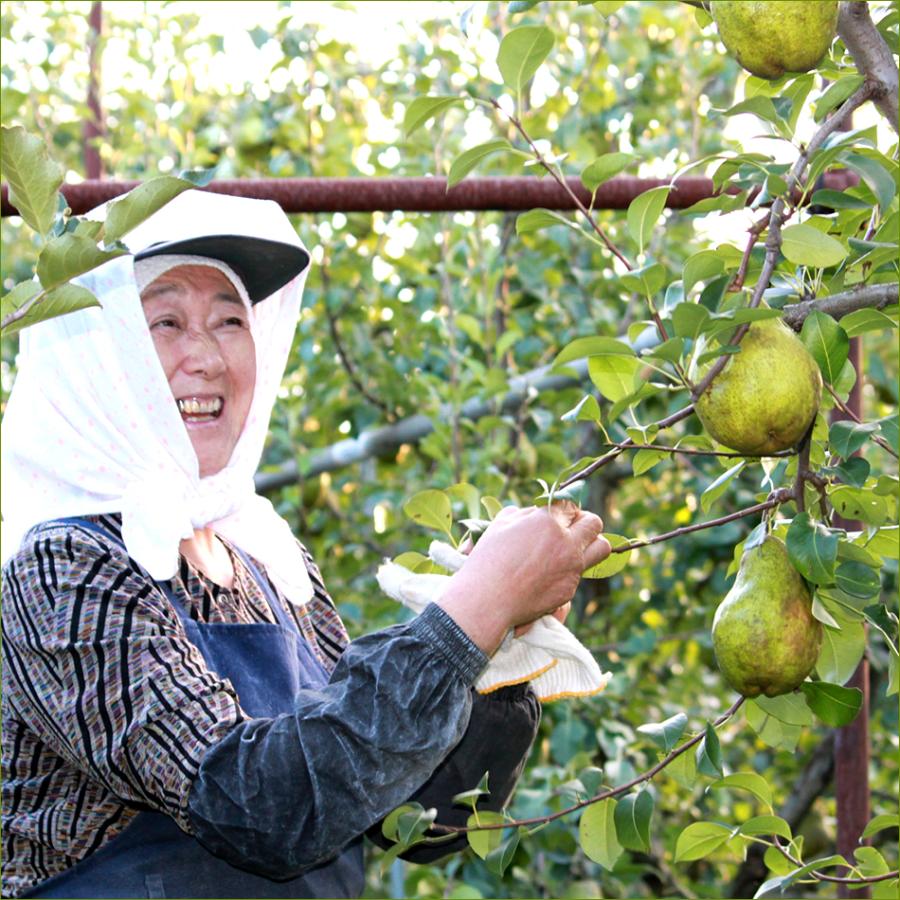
[1,172,858,217]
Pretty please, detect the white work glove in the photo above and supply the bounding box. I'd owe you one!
[376,541,612,702]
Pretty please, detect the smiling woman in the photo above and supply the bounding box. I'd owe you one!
[0,189,610,899]
[137,263,257,478]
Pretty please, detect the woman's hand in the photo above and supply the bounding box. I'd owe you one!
[437,502,611,655]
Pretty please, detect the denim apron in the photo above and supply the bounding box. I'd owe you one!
[25,518,365,899]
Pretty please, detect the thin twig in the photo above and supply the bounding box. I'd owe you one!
[429,696,746,835]
[772,836,899,886]
[609,490,794,554]
[320,267,396,422]
[602,441,796,459]
[825,383,899,459]
[559,404,696,488]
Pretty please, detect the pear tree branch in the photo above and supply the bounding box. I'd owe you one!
[838,1,899,134]
[600,441,796,459]
[427,696,746,835]
[607,489,794,555]
[781,284,899,330]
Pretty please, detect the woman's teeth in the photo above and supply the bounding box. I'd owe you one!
[177,397,223,417]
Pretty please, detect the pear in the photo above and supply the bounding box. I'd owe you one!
[712,536,822,698]
[694,318,822,455]
[710,1,839,80]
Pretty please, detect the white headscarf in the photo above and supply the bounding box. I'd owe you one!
[1,190,314,606]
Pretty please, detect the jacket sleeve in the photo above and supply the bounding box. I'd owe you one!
[367,683,540,863]
[187,603,489,879]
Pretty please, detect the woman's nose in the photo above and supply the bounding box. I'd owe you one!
[182,328,226,376]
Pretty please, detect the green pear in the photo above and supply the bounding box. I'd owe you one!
[694,317,822,455]
[710,1,839,80]
[712,536,822,698]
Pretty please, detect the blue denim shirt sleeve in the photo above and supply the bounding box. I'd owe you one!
[187,604,537,878]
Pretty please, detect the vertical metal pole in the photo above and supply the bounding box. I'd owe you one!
[831,337,871,899]
[83,2,104,180]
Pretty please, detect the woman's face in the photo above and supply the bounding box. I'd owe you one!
[140,264,256,477]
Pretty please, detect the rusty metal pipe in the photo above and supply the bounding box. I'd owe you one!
[1,172,858,217]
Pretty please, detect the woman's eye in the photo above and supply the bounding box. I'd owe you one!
[222,316,247,328]
[152,317,179,330]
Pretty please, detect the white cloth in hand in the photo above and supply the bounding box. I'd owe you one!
[376,541,612,702]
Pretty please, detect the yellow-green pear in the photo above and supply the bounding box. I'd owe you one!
[694,318,822,455]
[710,1,839,80]
[712,536,822,698]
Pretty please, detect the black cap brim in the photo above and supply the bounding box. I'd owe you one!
[134,235,310,304]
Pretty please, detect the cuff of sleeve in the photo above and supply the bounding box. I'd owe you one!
[411,604,488,685]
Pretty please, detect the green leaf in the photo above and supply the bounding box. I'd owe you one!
[786,512,838,584]
[745,700,803,751]
[780,224,848,268]
[815,602,866,685]
[382,803,418,841]
[701,462,745,514]
[800,310,849,384]
[632,448,668,476]
[815,75,865,122]
[552,336,635,366]
[588,355,642,402]
[861,814,899,840]
[497,25,555,93]
[403,95,464,137]
[484,829,520,877]
[710,773,773,810]
[627,186,669,255]
[561,394,602,423]
[841,151,897,212]
[578,799,623,870]
[801,681,863,726]
[582,534,631,578]
[618,263,666,297]
[452,771,491,807]
[840,308,898,337]
[755,856,848,898]
[2,282,100,337]
[614,791,653,853]
[683,250,726,297]
[834,561,882,599]
[829,420,881,458]
[642,336,684,364]
[673,821,734,863]
[581,152,636,192]
[809,188,871,211]
[739,814,792,840]
[104,175,201,242]
[466,811,505,859]
[403,489,453,537]
[515,207,578,236]
[448,140,512,188]
[1,124,64,237]
[593,1,626,15]
[720,96,779,123]
[829,485,889,527]
[397,805,437,845]
[667,746,698,788]
[695,722,724,777]
[35,234,128,291]
[636,712,687,753]
[753,692,814,726]
[671,302,710,340]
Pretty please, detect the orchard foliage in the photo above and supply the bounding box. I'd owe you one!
[1,2,898,897]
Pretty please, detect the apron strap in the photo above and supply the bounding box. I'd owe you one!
[31,518,293,634]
